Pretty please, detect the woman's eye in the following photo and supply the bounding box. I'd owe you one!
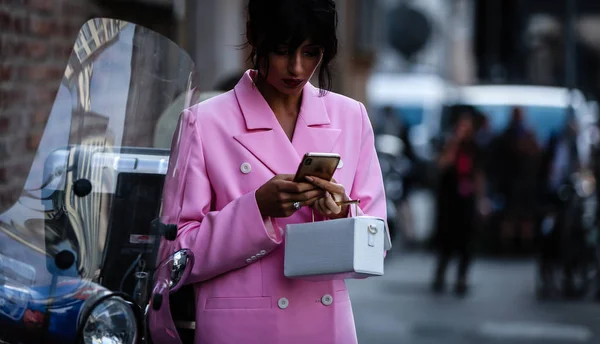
[274,50,289,56]
[303,49,322,57]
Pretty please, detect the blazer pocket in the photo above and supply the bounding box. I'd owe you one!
[204,296,272,310]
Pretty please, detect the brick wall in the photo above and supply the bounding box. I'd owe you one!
[0,0,92,212]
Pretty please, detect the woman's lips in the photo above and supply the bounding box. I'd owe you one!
[283,79,303,87]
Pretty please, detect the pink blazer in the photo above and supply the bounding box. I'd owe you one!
[170,70,387,344]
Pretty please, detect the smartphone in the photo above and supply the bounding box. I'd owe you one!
[293,152,341,183]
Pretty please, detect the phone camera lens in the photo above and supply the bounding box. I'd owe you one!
[305,158,312,165]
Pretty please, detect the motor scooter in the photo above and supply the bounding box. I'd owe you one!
[0,18,197,344]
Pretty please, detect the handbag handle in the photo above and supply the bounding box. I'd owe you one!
[311,199,360,222]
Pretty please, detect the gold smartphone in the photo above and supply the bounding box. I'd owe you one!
[293,152,341,183]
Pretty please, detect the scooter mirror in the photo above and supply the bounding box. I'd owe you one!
[169,249,194,293]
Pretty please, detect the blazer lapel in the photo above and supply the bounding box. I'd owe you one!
[291,83,341,156]
[233,71,300,175]
[233,71,341,175]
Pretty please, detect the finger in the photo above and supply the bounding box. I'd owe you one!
[323,192,342,214]
[298,189,325,201]
[317,197,331,215]
[277,181,317,193]
[283,195,323,211]
[303,195,323,207]
[312,198,324,215]
[277,189,323,202]
[305,176,345,194]
[274,174,296,181]
[294,182,319,193]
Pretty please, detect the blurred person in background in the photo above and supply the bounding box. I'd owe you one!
[497,107,541,251]
[538,114,583,297]
[432,112,486,296]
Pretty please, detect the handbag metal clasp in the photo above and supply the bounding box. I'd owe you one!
[368,224,377,247]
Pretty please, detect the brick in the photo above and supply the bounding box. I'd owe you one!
[0,89,28,111]
[0,139,10,159]
[27,0,55,13]
[25,40,50,60]
[27,131,42,150]
[31,87,57,106]
[32,108,49,125]
[0,66,12,82]
[0,162,27,184]
[0,36,23,56]
[26,65,64,81]
[62,1,85,16]
[60,19,82,38]
[54,41,75,60]
[0,110,29,135]
[0,11,29,34]
[0,186,21,212]
[0,117,9,133]
[0,0,26,7]
[30,16,56,36]
[0,135,28,156]
[0,9,10,28]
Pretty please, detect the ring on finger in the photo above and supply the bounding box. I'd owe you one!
[293,201,301,210]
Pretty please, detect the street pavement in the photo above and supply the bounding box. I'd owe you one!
[346,250,600,344]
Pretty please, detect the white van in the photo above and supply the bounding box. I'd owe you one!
[449,85,598,166]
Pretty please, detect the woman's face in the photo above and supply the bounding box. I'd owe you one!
[456,116,474,140]
[260,40,323,96]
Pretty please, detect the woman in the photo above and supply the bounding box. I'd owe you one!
[166,0,387,343]
[432,113,484,296]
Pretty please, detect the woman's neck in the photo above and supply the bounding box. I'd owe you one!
[255,75,302,120]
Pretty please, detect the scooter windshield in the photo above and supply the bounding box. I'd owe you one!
[0,18,197,342]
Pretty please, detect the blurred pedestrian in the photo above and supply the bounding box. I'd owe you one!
[497,107,540,251]
[538,114,584,297]
[432,112,485,296]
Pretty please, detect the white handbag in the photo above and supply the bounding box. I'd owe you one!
[284,201,392,281]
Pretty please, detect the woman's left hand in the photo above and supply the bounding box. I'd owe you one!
[305,176,350,219]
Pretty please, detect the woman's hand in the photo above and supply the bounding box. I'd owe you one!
[305,176,350,219]
[438,138,459,169]
[255,174,325,218]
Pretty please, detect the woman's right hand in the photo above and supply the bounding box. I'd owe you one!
[255,174,325,218]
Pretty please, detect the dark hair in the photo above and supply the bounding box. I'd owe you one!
[244,0,338,96]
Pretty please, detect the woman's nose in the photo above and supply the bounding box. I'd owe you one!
[288,52,303,75]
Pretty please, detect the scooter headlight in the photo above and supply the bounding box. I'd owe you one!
[82,296,138,344]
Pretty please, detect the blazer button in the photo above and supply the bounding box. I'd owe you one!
[321,294,333,306]
[245,258,252,264]
[240,162,252,174]
[250,255,257,261]
[259,250,266,255]
[277,297,289,309]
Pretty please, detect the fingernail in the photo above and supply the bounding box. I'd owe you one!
[305,176,314,182]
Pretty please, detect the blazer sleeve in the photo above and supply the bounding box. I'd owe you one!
[347,102,389,248]
[170,109,282,284]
